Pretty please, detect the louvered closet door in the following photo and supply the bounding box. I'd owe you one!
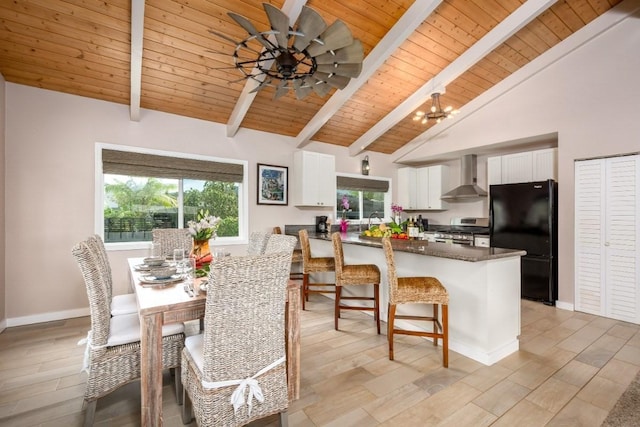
[575,159,606,316]
[575,155,640,324]
[604,155,639,323]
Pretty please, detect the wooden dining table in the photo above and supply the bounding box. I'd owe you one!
[128,258,301,426]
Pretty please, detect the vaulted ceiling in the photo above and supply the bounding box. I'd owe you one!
[0,0,621,158]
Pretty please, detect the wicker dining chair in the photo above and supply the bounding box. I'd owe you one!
[265,233,298,256]
[247,231,271,255]
[299,229,335,310]
[152,228,193,258]
[72,240,186,426]
[382,237,449,367]
[181,251,292,426]
[271,227,303,280]
[332,232,381,333]
[85,235,137,316]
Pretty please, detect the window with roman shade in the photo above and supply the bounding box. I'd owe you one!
[335,174,391,222]
[98,146,247,245]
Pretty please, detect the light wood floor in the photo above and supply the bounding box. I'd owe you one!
[1,295,639,426]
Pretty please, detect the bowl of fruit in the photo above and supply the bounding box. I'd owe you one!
[361,221,409,240]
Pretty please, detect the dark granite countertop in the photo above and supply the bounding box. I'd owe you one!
[286,228,525,262]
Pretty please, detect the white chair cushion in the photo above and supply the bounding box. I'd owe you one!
[108,313,141,346]
[111,293,138,316]
[107,314,185,347]
[184,334,204,373]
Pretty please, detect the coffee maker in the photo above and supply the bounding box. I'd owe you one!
[316,216,328,233]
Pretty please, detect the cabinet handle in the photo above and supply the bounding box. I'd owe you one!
[604,242,610,246]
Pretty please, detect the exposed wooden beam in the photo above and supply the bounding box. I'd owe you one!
[295,0,443,149]
[392,0,640,164]
[348,0,559,157]
[226,0,308,138]
[130,0,145,121]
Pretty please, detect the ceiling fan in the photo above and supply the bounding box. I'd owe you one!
[209,3,364,100]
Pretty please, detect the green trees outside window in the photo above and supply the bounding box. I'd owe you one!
[104,175,239,243]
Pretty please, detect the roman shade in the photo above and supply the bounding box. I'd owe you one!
[336,176,389,192]
[102,149,244,183]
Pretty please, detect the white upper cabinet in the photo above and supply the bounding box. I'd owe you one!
[292,151,336,207]
[397,165,449,210]
[488,148,557,185]
[397,167,417,209]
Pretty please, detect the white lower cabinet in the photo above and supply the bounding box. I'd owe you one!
[575,154,639,324]
[397,165,448,210]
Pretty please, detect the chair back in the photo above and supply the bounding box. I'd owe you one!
[272,226,283,234]
[86,235,113,300]
[202,252,291,389]
[72,240,110,346]
[265,233,297,256]
[331,232,345,279]
[152,228,192,258]
[298,229,312,265]
[247,231,271,255]
[382,237,399,303]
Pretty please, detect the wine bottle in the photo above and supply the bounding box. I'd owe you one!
[407,216,418,240]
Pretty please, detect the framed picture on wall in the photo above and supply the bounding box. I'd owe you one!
[257,163,288,205]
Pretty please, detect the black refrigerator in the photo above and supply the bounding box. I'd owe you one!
[489,180,558,305]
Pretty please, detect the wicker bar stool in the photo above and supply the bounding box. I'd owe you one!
[382,237,449,367]
[332,232,381,333]
[298,229,335,310]
[273,226,303,280]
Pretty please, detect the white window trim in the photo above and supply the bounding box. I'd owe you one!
[95,142,249,251]
[335,172,392,223]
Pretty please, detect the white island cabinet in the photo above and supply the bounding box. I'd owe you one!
[305,233,524,365]
[292,150,336,207]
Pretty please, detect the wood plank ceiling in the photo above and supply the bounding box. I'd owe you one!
[0,0,622,156]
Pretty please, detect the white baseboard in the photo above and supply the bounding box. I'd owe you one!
[6,307,90,328]
[555,300,574,311]
[0,318,6,334]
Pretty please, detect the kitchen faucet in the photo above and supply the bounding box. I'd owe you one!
[368,211,383,230]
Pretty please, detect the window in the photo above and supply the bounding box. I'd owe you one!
[336,174,391,223]
[97,144,248,248]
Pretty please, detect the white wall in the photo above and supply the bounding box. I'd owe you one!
[397,4,640,305]
[0,73,6,330]
[3,84,398,324]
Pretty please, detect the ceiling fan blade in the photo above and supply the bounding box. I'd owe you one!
[273,80,290,99]
[312,71,350,90]
[314,40,364,64]
[293,79,313,100]
[263,3,290,49]
[311,80,332,97]
[316,63,362,78]
[249,80,270,93]
[306,20,353,57]
[228,12,272,49]
[293,6,327,52]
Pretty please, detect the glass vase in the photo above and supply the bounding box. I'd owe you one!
[192,239,212,267]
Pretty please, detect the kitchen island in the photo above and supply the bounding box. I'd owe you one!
[298,231,526,365]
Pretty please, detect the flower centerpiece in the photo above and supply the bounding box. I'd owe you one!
[391,203,403,225]
[340,195,351,233]
[187,209,221,267]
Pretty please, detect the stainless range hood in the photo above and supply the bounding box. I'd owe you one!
[441,154,488,201]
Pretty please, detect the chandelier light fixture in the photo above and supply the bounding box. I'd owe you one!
[413,93,459,124]
[208,3,364,100]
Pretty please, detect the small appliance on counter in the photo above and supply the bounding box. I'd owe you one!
[315,216,328,233]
